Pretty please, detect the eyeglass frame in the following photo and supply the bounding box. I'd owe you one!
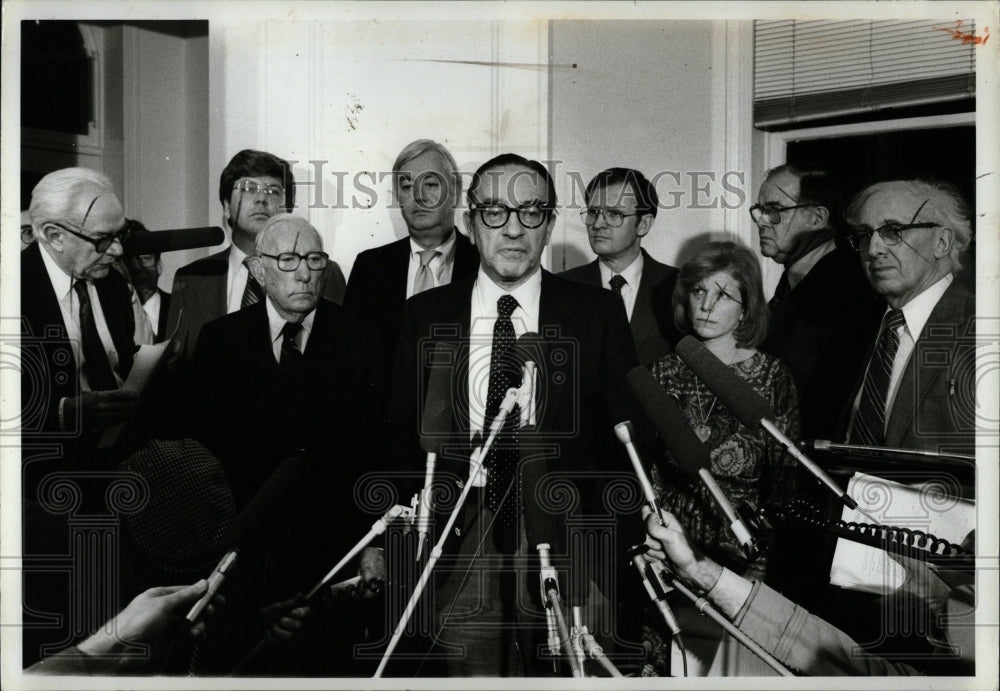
[258,251,330,272]
[47,220,129,254]
[748,203,817,226]
[468,202,554,229]
[580,207,643,228]
[235,179,286,200]
[847,199,940,252]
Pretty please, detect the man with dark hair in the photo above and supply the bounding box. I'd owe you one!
[166,149,346,360]
[391,153,641,676]
[561,167,679,363]
[752,163,883,439]
[343,139,479,453]
[122,220,171,342]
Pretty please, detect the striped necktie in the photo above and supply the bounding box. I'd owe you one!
[241,257,265,308]
[850,308,906,445]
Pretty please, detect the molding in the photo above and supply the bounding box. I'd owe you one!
[722,20,755,249]
[122,25,142,219]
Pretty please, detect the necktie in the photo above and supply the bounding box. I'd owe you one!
[413,249,440,295]
[769,270,791,310]
[73,280,117,390]
[484,294,521,526]
[241,257,265,308]
[850,309,906,445]
[279,321,303,375]
[609,274,627,298]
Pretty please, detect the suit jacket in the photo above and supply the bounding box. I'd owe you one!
[343,231,479,455]
[559,248,679,364]
[762,244,884,439]
[391,271,643,598]
[840,281,976,457]
[166,246,347,361]
[190,298,351,509]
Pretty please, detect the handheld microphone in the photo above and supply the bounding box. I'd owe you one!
[123,226,225,255]
[626,366,756,556]
[538,542,562,659]
[186,549,238,624]
[613,421,662,524]
[416,344,456,560]
[632,551,681,636]
[513,332,542,428]
[675,337,865,515]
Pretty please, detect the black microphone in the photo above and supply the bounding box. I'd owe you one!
[675,336,861,512]
[416,343,456,559]
[626,366,756,554]
[123,226,225,256]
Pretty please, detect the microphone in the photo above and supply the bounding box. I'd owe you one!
[632,551,681,636]
[123,226,225,255]
[416,344,456,560]
[675,336,864,514]
[613,421,661,522]
[185,549,238,624]
[513,332,542,429]
[626,366,756,555]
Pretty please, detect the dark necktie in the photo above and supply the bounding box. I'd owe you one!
[769,270,791,310]
[73,280,118,390]
[484,294,521,526]
[279,321,303,376]
[609,274,627,298]
[241,257,265,308]
[850,308,906,445]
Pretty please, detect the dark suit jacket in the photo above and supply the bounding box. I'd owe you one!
[762,244,884,439]
[190,298,351,509]
[166,246,347,361]
[839,281,976,457]
[343,231,479,455]
[391,271,643,600]
[559,248,679,364]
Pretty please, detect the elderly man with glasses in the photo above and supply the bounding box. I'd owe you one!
[560,167,680,364]
[751,164,883,440]
[839,180,976,456]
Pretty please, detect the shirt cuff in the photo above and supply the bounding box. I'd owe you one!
[708,567,753,619]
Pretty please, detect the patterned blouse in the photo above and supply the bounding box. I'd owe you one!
[648,350,800,577]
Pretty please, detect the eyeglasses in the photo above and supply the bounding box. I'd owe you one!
[581,208,641,228]
[235,179,285,200]
[49,221,129,254]
[259,251,329,272]
[470,203,551,229]
[749,203,814,225]
[847,199,939,252]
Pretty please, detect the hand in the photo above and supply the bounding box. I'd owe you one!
[355,547,386,599]
[259,595,314,645]
[644,508,723,592]
[76,580,209,658]
[64,389,140,429]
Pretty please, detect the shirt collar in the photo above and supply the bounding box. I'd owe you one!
[898,273,953,339]
[598,251,644,289]
[265,297,316,343]
[475,266,543,324]
[38,241,75,299]
[787,236,836,289]
[229,243,250,274]
[409,227,458,263]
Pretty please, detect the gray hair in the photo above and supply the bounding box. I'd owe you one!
[254,213,322,255]
[844,179,972,271]
[29,167,115,238]
[392,139,459,187]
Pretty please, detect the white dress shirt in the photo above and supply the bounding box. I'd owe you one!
[142,291,162,338]
[467,267,542,439]
[265,297,315,363]
[598,251,644,321]
[225,244,252,314]
[405,229,459,299]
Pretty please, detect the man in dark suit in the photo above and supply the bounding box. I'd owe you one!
[392,154,641,676]
[560,167,679,364]
[753,164,884,439]
[840,180,976,456]
[166,149,346,361]
[343,140,479,454]
[122,220,171,343]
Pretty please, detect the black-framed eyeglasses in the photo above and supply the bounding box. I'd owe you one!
[259,251,329,272]
[749,203,814,225]
[470,203,552,229]
[581,208,641,228]
[847,199,939,252]
[235,179,285,200]
[48,221,129,254]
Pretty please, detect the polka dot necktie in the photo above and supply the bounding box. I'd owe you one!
[241,257,265,308]
[609,274,627,298]
[850,308,906,445]
[484,294,521,526]
[413,249,440,295]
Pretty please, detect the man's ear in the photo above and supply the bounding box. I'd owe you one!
[463,211,476,245]
[222,200,233,230]
[636,213,654,239]
[39,222,67,250]
[249,256,266,284]
[542,213,556,247]
[812,205,830,229]
[934,227,955,260]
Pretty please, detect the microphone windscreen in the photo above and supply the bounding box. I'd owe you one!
[521,456,561,550]
[124,226,225,255]
[626,366,711,477]
[675,336,770,428]
[228,455,315,548]
[419,343,456,453]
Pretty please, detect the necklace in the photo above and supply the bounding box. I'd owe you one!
[691,347,740,442]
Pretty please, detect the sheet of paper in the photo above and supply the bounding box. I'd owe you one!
[97,342,171,448]
[829,471,975,594]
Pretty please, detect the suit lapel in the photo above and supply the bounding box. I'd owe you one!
[630,250,661,344]
[537,271,573,425]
